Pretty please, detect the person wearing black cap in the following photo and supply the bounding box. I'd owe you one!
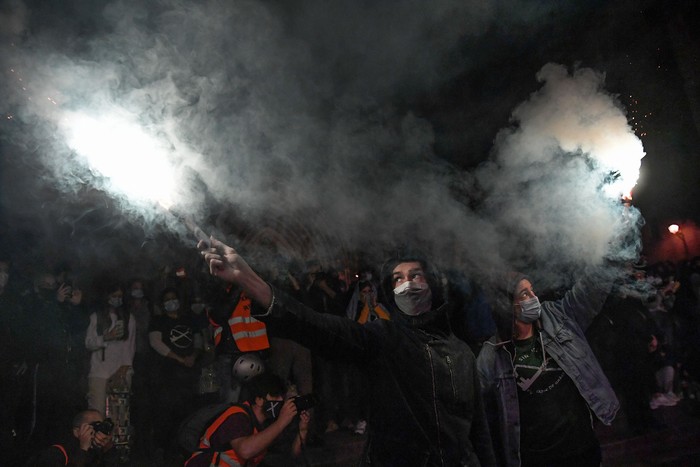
[200,237,496,467]
[476,270,618,467]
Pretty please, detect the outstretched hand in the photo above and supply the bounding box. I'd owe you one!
[198,236,273,308]
[198,237,252,284]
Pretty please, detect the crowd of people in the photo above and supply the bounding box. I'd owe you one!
[1,237,700,466]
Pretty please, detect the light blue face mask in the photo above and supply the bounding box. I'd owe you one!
[517,296,541,323]
[164,299,180,313]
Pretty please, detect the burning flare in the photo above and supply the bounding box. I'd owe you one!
[60,110,177,209]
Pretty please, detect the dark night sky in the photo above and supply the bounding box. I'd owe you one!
[1,0,699,280]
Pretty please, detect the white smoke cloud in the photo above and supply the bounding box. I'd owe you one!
[476,63,644,283]
[0,0,643,284]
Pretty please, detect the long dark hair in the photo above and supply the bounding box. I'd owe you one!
[488,271,529,341]
[95,279,129,340]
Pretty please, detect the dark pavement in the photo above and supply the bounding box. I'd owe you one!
[266,397,700,467]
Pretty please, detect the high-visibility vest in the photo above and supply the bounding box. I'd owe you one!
[357,303,391,324]
[185,403,266,467]
[51,444,68,465]
[211,293,270,352]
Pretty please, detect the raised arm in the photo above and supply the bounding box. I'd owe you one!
[199,237,272,308]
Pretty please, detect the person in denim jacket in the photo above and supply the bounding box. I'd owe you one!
[476,270,619,467]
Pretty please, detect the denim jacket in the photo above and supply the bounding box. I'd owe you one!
[476,272,619,467]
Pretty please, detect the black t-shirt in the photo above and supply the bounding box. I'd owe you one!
[150,314,199,358]
[513,331,598,465]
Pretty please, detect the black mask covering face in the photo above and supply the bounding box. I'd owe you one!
[262,400,282,420]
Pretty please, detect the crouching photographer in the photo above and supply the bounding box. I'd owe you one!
[185,372,311,467]
[27,409,118,467]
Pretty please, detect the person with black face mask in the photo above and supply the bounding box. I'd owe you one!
[29,270,89,449]
[477,270,619,467]
[185,372,310,466]
[199,237,496,466]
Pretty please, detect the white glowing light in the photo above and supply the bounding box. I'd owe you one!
[668,224,680,234]
[61,111,177,208]
[594,132,645,199]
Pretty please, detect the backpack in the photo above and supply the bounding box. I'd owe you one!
[177,402,260,455]
[177,402,234,454]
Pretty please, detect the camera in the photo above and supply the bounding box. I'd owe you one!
[90,418,114,435]
[292,394,316,412]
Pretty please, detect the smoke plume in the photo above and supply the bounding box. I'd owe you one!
[0,0,643,287]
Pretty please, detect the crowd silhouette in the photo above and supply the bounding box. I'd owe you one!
[1,241,700,466]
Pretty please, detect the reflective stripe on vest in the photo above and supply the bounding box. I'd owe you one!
[52,444,68,465]
[185,402,266,467]
[212,293,269,352]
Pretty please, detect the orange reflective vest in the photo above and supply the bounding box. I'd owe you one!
[357,303,391,324]
[211,292,269,352]
[185,403,266,467]
[51,444,68,465]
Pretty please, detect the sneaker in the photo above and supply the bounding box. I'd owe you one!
[354,419,367,435]
[665,392,681,403]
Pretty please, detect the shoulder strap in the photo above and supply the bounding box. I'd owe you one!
[238,401,264,433]
[51,444,69,466]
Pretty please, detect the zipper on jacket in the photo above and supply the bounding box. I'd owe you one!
[445,355,457,400]
[425,344,444,466]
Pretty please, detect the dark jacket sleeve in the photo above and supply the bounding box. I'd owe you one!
[252,285,381,360]
[29,445,93,467]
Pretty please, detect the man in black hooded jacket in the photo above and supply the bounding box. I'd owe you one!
[200,237,496,466]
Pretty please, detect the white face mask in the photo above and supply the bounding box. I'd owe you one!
[393,281,432,316]
[131,289,144,299]
[191,303,205,314]
[108,297,123,308]
[0,272,8,288]
[164,299,180,313]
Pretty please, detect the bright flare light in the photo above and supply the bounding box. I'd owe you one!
[61,111,177,208]
[593,133,644,200]
[668,224,680,234]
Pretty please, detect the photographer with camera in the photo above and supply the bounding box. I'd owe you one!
[27,409,117,467]
[185,372,311,467]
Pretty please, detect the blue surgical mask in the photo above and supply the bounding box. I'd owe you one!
[517,296,541,323]
[108,297,123,308]
[164,299,180,313]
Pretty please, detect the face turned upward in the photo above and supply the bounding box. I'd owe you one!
[513,279,536,306]
[512,278,542,326]
[391,261,427,288]
[391,261,432,316]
